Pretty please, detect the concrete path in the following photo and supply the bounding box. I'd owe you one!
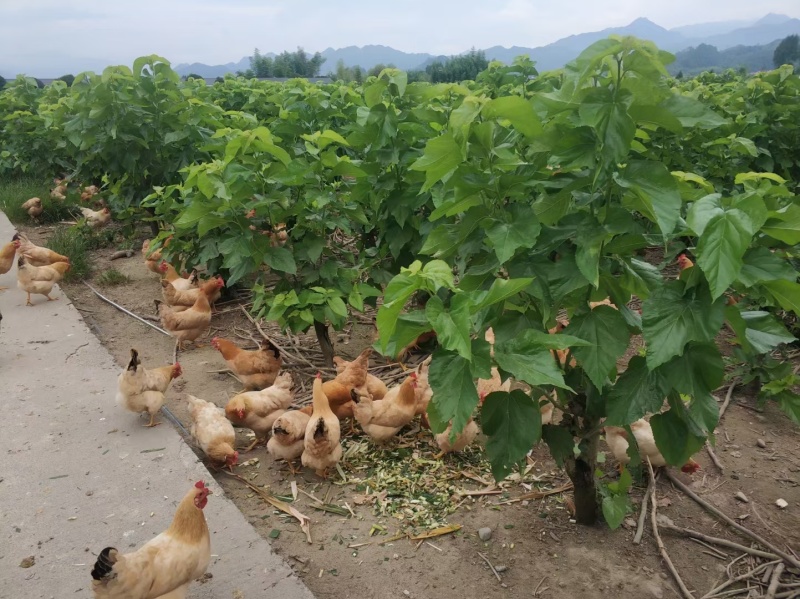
[0,211,314,599]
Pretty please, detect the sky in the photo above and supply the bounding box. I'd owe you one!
[1,0,798,77]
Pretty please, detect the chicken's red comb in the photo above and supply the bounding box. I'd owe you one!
[195,481,206,489]
[316,372,322,379]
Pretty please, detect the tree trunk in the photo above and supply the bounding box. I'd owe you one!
[564,428,600,525]
[314,320,335,368]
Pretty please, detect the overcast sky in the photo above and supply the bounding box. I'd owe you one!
[1,0,798,77]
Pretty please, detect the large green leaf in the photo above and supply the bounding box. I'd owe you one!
[616,160,681,235]
[762,204,800,245]
[739,247,798,286]
[425,295,472,360]
[494,331,571,390]
[741,311,797,353]
[642,282,725,369]
[482,96,543,138]
[660,95,728,129]
[541,425,574,468]
[410,132,463,192]
[473,278,534,312]
[262,246,296,275]
[605,356,669,425]
[686,194,722,236]
[485,214,541,263]
[567,306,630,389]
[696,209,753,299]
[763,279,800,317]
[650,409,705,466]
[427,350,479,435]
[482,390,541,481]
[660,342,724,397]
[578,88,635,164]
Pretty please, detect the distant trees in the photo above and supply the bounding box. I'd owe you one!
[0,76,5,90]
[240,47,326,78]
[184,73,204,80]
[422,49,489,83]
[773,34,800,67]
[57,74,75,86]
[329,60,379,83]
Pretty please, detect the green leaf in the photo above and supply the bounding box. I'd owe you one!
[650,409,705,466]
[482,96,543,138]
[605,356,668,425]
[473,278,534,312]
[696,209,753,300]
[376,272,421,353]
[660,342,724,397]
[410,132,463,192]
[660,95,728,129]
[326,295,348,319]
[425,295,472,360]
[481,390,541,481]
[776,391,800,425]
[427,350,479,435]
[602,493,629,531]
[763,279,800,317]
[686,194,722,236]
[641,282,725,369]
[762,204,800,245]
[578,88,635,164]
[421,260,456,291]
[485,216,541,263]
[616,160,681,235]
[739,248,797,286]
[263,246,296,274]
[575,227,606,288]
[741,311,797,353]
[541,425,574,468]
[494,330,582,390]
[567,306,631,390]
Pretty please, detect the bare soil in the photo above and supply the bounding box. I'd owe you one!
[21,224,800,599]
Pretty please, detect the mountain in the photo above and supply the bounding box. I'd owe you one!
[174,56,252,77]
[670,19,753,39]
[701,14,800,50]
[319,45,434,71]
[669,39,781,76]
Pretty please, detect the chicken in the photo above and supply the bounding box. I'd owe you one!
[267,410,311,473]
[677,253,694,272]
[540,398,555,425]
[352,373,418,429]
[301,374,343,477]
[80,206,112,229]
[604,419,701,474]
[16,256,70,306]
[159,261,196,291]
[334,352,387,399]
[187,395,238,469]
[50,185,67,201]
[349,393,402,442]
[225,372,294,452]
[268,223,288,247]
[299,347,373,421]
[142,238,165,274]
[161,277,224,311]
[0,238,20,292]
[21,197,43,220]
[434,419,479,458]
[211,336,282,390]
[478,327,511,405]
[414,355,433,428]
[83,184,100,196]
[90,481,211,599]
[13,232,69,266]
[156,291,212,351]
[116,349,182,427]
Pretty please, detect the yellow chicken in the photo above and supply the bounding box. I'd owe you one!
[301,374,342,477]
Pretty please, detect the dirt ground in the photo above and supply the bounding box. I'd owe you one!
[17,224,800,599]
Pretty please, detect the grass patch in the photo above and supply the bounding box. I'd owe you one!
[47,227,91,282]
[0,177,82,225]
[96,268,131,286]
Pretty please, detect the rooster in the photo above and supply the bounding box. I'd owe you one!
[90,481,211,599]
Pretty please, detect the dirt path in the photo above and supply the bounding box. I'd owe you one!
[23,225,800,599]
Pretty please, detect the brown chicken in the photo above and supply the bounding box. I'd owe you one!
[187,395,238,469]
[116,349,182,427]
[224,372,294,451]
[0,238,20,291]
[156,292,212,351]
[17,256,70,306]
[13,232,70,266]
[161,276,223,311]
[301,374,343,477]
[141,238,168,274]
[91,481,212,599]
[434,419,479,458]
[50,184,67,201]
[80,206,112,229]
[21,197,43,220]
[352,373,418,430]
[299,347,373,421]
[268,410,311,473]
[159,261,196,291]
[605,419,700,474]
[414,355,433,428]
[334,351,387,399]
[211,336,282,390]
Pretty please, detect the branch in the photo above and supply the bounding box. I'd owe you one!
[239,305,317,369]
[658,519,779,560]
[83,281,169,337]
[718,381,737,420]
[705,440,724,473]
[664,469,800,570]
[633,473,653,545]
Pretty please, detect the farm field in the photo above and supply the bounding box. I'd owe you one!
[2,35,800,598]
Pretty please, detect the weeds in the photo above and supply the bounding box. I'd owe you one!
[0,177,81,225]
[47,227,90,282]
[96,268,130,286]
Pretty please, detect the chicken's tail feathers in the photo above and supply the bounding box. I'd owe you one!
[90,547,118,581]
[262,338,280,359]
[127,349,139,372]
[313,417,327,439]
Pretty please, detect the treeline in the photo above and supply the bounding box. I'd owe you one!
[238,47,326,78]
[330,49,489,83]
[669,35,800,78]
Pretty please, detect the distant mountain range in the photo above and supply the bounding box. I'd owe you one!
[174,13,800,77]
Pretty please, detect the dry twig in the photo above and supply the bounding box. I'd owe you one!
[634,474,654,545]
[477,552,502,583]
[718,381,737,420]
[706,441,724,473]
[766,564,786,599]
[239,305,317,368]
[83,282,169,336]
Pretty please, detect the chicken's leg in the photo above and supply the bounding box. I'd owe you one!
[46,294,58,302]
[241,437,262,453]
[143,413,161,427]
[0,286,8,292]
[433,451,445,460]
[286,460,301,476]
[25,292,33,306]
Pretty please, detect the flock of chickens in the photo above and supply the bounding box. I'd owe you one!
[0,188,705,598]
